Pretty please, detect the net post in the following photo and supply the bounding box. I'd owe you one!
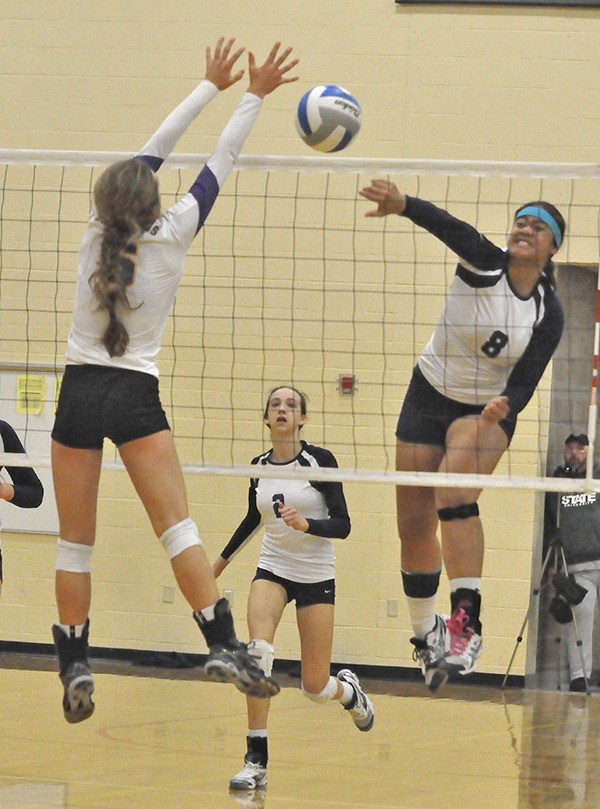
[586,264,600,481]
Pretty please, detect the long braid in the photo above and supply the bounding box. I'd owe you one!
[90,159,159,357]
[92,215,141,356]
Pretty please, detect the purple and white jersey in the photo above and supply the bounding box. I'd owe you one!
[66,82,263,377]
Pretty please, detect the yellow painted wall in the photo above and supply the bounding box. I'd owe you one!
[1,0,599,676]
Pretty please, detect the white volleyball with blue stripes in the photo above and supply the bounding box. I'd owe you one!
[295,85,361,153]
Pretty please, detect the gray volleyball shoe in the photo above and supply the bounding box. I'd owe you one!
[51,620,95,723]
[338,668,375,731]
[194,598,280,698]
[410,614,450,693]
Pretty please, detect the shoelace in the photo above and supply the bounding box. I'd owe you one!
[412,644,434,666]
[236,761,266,781]
[445,608,472,654]
[349,686,367,717]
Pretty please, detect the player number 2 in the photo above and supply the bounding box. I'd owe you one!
[272,494,285,518]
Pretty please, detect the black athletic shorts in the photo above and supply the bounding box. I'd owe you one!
[395,364,516,447]
[253,567,335,607]
[52,364,170,450]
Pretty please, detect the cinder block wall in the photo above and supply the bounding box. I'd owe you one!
[1,0,599,676]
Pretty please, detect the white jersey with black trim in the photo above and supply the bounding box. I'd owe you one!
[419,269,552,405]
[220,441,351,583]
[402,196,564,413]
[65,82,263,377]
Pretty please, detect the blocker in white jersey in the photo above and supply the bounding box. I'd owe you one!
[360,179,566,690]
[50,38,299,723]
[214,386,374,793]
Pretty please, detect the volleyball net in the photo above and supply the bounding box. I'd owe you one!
[1,149,599,493]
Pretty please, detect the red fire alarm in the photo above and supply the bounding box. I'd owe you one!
[337,374,357,395]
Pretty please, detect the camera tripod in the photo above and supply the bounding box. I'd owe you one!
[502,539,590,694]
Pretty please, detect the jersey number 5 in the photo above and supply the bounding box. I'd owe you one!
[272,494,285,518]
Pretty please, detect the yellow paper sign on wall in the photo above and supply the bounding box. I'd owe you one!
[16,375,46,416]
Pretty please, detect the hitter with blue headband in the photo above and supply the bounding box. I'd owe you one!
[359,178,566,692]
[514,202,564,249]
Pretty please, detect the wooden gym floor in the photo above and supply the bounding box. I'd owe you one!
[1,652,599,809]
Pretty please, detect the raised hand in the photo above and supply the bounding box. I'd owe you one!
[247,42,299,99]
[359,179,406,217]
[205,36,245,91]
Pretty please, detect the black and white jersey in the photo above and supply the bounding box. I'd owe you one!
[67,81,263,377]
[220,441,351,583]
[0,420,44,510]
[403,196,564,414]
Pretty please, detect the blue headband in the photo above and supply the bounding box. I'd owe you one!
[514,205,562,249]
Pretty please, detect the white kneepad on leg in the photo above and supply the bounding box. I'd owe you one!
[247,639,275,676]
[159,518,202,560]
[301,676,338,704]
[55,539,94,573]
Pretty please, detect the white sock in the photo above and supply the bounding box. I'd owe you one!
[406,595,438,639]
[449,577,481,593]
[58,622,86,638]
[339,681,354,706]
[198,603,216,622]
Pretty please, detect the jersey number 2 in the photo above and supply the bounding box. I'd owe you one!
[272,493,285,518]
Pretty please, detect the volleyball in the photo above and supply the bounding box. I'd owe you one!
[295,85,361,153]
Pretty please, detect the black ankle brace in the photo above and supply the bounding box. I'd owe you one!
[193,597,240,648]
[247,735,268,766]
[52,619,90,676]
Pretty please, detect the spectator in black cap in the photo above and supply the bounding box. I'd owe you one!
[544,432,600,692]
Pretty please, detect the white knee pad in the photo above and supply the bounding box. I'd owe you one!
[247,639,275,676]
[55,539,94,573]
[301,675,338,704]
[159,518,202,560]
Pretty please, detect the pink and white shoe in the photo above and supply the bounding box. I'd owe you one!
[443,608,482,676]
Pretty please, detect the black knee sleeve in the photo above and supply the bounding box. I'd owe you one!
[401,569,441,599]
[438,503,479,522]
